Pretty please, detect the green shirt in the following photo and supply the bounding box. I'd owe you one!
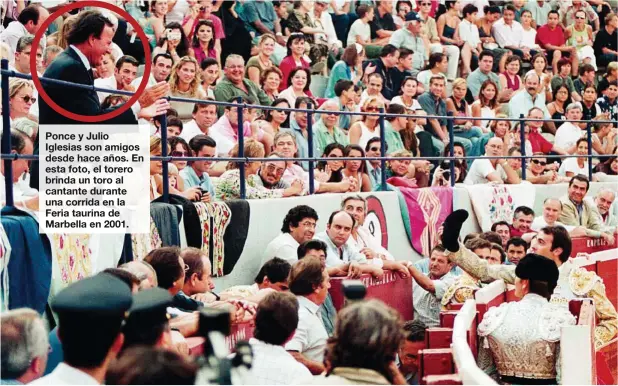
[384,122,405,154]
[213,76,271,115]
[313,119,349,156]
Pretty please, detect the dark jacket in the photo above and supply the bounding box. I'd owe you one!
[31,47,137,190]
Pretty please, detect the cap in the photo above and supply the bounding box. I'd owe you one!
[515,254,559,284]
[124,288,173,332]
[405,11,422,22]
[52,273,133,316]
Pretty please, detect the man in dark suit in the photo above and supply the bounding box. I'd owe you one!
[32,10,169,190]
[38,10,138,125]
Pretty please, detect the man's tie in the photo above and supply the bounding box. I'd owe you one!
[87,68,94,83]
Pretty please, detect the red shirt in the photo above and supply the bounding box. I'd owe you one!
[535,24,566,48]
[278,56,310,91]
[528,130,553,154]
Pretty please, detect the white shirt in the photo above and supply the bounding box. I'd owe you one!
[314,231,368,267]
[492,18,524,49]
[390,96,422,111]
[70,45,91,70]
[131,73,158,89]
[521,27,539,49]
[348,226,394,261]
[531,216,574,232]
[347,19,371,47]
[558,157,589,177]
[261,233,300,266]
[178,120,232,156]
[413,272,456,327]
[312,10,342,49]
[459,19,481,48]
[554,122,584,152]
[247,338,312,385]
[463,159,507,184]
[94,75,118,102]
[30,363,99,385]
[284,296,328,362]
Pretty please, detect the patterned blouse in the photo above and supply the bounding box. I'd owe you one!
[215,169,285,200]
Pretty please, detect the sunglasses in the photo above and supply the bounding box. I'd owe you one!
[171,151,189,157]
[20,95,36,103]
[531,159,547,166]
[369,147,380,152]
[421,2,432,5]
[365,106,379,112]
[576,16,586,20]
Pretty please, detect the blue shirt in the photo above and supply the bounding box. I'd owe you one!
[180,166,215,197]
[242,1,277,35]
[417,92,447,138]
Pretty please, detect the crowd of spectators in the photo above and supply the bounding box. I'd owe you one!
[2,0,618,206]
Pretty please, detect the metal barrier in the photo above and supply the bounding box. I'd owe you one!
[1,59,615,206]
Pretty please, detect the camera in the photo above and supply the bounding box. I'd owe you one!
[195,308,253,385]
[342,280,366,301]
[440,160,451,181]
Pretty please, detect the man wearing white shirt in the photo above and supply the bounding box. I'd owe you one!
[94,55,139,103]
[179,103,221,144]
[314,211,385,277]
[459,4,482,57]
[492,4,536,61]
[247,292,312,385]
[1,4,48,65]
[131,53,173,89]
[554,103,585,154]
[285,258,330,375]
[262,205,319,266]
[464,137,521,185]
[530,198,574,233]
[312,1,343,52]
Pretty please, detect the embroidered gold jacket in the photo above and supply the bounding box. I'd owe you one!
[446,243,618,349]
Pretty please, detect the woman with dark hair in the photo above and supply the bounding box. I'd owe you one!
[168,136,192,190]
[312,300,406,385]
[477,254,575,384]
[325,44,365,98]
[342,145,372,192]
[152,22,190,64]
[471,79,500,133]
[263,98,291,135]
[530,52,552,102]
[391,77,422,110]
[190,19,217,67]
[279,67,313,109]
[144,0,168,49]
[278,33,310,91]
[499,55,523,93]
[476,5,509,73]
[594,155,618,175]
[431,142,467,186]
[316,143,345,183]
[547,83,571,130]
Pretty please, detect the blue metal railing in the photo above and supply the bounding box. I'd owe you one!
[1,59,615,207]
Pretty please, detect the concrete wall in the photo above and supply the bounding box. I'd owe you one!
[212,191,420,290]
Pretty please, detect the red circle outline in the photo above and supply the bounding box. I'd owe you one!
[30,1,152,123]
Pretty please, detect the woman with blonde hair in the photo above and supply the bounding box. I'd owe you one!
[8,79,35,123]
[149,136,201,201]
[216,139,302,200]
[474,113,511,156]
[348,96,385,150]
[246,34,276,86]
[446,78,484,156]
[168,56,206,120]
[57,14,78,49]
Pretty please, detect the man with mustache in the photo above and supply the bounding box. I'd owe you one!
[508,72,557,134]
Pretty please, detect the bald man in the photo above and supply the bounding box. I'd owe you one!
[464,137,521,184]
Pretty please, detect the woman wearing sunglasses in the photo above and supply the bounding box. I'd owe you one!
[8,78,36,124]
